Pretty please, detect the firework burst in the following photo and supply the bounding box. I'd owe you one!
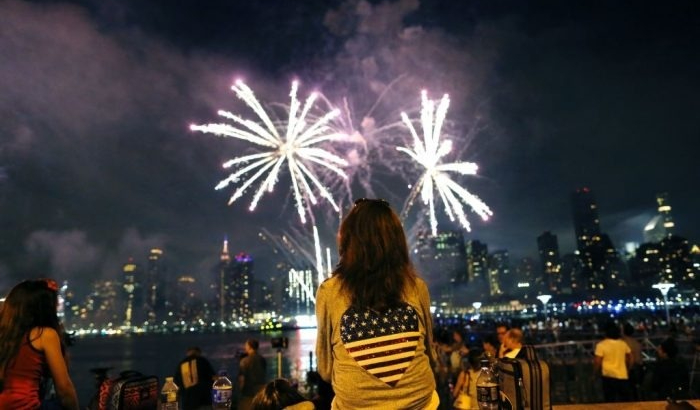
[191,80,348,224]
[397,90,492,235]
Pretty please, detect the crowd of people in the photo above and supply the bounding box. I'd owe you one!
[0,198,697,409]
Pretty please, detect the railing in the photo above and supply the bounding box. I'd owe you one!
[530,336,699,404]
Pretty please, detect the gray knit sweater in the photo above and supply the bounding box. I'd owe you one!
[315,276,437,409]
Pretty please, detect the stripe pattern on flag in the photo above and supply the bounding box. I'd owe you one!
[340,303,420,387]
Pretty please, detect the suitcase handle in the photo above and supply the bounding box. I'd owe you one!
[517,377,529,408]
[118,370,143,378]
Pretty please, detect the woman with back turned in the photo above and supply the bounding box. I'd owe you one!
[0,278,79,409]
[315,198,438,409]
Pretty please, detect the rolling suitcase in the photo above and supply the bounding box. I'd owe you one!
[497,357,551,410]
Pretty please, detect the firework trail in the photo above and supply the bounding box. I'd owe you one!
[259,224,333,303]
[191,80,349,224]
[397,90,492,235]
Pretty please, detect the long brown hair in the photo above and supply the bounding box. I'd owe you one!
[0,279,61,382]
[334,198,417,310]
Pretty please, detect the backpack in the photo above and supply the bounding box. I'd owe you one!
[97,370,159,410]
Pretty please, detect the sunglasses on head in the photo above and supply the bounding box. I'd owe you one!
[353,198,390,207]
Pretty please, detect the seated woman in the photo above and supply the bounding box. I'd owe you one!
[452,349,482,410]
[251,378,314,410]
[315,198,438,409]
[0,279,79,409]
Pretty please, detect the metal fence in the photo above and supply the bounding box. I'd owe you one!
[532,336,699,404]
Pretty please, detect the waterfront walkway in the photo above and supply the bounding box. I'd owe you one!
[554,401,700,409]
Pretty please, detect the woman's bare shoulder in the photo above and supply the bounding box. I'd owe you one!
[29,326,59,344]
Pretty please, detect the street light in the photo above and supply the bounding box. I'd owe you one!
[537,294,552,322]
[652,282,675,325]
[472,302,482,316]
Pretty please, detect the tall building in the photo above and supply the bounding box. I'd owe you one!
[229,252,253,321]
[145,248,164,324]
[559,253,581,294]
[217,237,231,323]
[514,257,536,299]
[488,250,509,297]
[216,237,254,323]
[644,192,675,242]
[630,236,696,289]
[571,188,624,294]
[172,275,205,323]
[122,257,140,328]
[629,242,663,289]
[537,232,562,293]
[414,230,468,305]
[84,280,121,327]
[572,187,601,251]
[466,240,489,299]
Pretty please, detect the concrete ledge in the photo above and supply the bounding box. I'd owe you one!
[554,400,700,410]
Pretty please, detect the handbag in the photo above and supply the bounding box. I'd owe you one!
[453,391,472,409]
[453,370,473,410]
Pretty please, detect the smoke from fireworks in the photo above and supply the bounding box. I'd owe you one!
[397,90,492,235]
[190,80,349,224]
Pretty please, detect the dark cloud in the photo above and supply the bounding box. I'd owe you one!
[25,230,102,278]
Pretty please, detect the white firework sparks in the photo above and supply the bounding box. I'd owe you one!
[190,80,348,224]
[259,224,333,304]
[397,90,492,235]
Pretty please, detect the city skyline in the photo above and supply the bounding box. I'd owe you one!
[1,0,699,296]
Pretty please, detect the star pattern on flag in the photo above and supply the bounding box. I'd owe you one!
[340,304,421,387]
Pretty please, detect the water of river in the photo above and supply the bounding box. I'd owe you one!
[68,329,318,405]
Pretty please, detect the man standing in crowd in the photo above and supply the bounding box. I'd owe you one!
[503,328,525,359]
[594,321,632,402]
[621,322,643,400]
[238,338,267,410]
[174,346,216,410]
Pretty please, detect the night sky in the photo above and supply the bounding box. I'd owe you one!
[1,0,699,295]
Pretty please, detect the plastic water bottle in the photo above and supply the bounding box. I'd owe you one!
[476,359,499,410]
[211,370,233,410]
[160,376,179,410]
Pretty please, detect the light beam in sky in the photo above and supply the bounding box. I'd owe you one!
[190,80,348,224]
[397,90,492,235]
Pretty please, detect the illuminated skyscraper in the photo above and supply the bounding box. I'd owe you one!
[145,248,164,323]
[85,280,121,326]
[644,192,675,242]
[572,187,601,251]
[467,240,488,283]
[537,231,562,293]
[122,257,140,327]
[488,250,509,296]
[215,236,253,323]
[217,237,230,323]
[467,240,490,299]
[571,188,624,293]
[414,230,468,305]
[514,257,536,298]
[229,252,253,321]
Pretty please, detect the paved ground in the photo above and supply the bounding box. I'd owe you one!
[554,400,700,409]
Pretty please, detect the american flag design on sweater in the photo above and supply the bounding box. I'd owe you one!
[340,303,420,387]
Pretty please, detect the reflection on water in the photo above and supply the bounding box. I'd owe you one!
[69,329,319,405]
